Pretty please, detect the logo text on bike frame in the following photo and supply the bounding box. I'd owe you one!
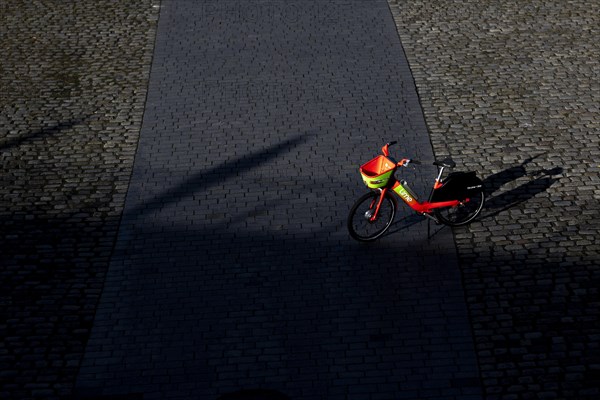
[392,182,418,206]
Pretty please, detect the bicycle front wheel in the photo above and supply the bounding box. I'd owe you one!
[434,191,485,226]
[347,191,396,242]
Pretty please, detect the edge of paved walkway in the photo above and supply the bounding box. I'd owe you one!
[74,1,481,399]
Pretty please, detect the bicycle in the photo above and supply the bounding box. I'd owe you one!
[347,141,485,242]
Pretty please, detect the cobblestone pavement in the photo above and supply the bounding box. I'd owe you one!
[389,1,600,399]
[73,1,481,399]
[0,1,159,399]
[4,0,597,399]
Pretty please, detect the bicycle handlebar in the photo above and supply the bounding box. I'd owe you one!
[395,158,421,167]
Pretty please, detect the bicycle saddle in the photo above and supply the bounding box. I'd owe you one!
[434,158,456,168]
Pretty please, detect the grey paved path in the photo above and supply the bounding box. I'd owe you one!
[74,1,480,399]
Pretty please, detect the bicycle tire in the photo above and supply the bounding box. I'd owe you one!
[348,191,396,242]
[434,191,485,226]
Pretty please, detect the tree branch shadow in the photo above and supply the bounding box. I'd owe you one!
[127,134,311,218]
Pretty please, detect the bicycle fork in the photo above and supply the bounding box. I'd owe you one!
[368,188,388,222]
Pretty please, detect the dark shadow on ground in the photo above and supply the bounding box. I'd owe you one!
[482,154,546,195]
[385,212,423,236]
[0,208,120,400]
[479,155,563,219]
[0,118,87,152]
[74,218,481,399]
[217,389,291,400]
[457,249,600,399]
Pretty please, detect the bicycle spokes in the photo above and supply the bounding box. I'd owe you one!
[348,192,396,241]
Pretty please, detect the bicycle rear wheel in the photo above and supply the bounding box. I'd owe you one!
[347,191,396,242]
[434,191,484,226]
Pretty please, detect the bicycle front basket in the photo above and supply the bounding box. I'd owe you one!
[360,155,397,189]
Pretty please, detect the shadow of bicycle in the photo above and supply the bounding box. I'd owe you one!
[480,154,563,219]
[385,212,424,236]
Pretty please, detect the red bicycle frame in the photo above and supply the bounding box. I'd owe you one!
[368,142,467,221]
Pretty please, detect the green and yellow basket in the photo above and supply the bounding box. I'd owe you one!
[360,155,397,189]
